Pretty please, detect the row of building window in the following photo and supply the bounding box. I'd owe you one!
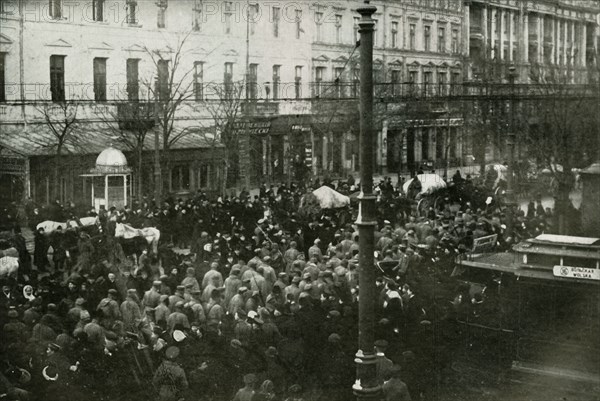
[313,66,462,98]
[1,54,461,103]
[316,15,461,54]
[39,0,460,53]
[47,0,130,23]
[44,55,306,102]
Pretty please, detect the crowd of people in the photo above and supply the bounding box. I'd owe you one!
[0,173,557,401]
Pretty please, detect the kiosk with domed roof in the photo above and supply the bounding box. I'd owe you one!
[81,146,132,211]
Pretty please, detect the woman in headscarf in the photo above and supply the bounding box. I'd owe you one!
[22,285,36,303]
[251,379,276,401]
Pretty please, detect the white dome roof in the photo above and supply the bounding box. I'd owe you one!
[96,146,128,168]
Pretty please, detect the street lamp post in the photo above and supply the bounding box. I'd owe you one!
[353,2,381,400]
[505,66,519,241]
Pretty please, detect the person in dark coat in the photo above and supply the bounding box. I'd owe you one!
[153,346,188,401]
[12,227,32,278]
[382,365,412,401]
[34,227,50,272]
[50,227,68,273]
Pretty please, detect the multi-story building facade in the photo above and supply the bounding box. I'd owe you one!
[0,0,314,205]
[466,0,599,83]
[463,0,600,165]
[306,0,465,176]
[1,0,598,207]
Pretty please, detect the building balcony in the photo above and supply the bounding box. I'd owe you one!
[470,26,484,41]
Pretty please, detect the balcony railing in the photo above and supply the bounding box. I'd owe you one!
[470,26,483,37]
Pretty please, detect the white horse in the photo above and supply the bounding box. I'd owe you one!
[0,248,19,278]
[36,216,99,234]
[114,223,161,254]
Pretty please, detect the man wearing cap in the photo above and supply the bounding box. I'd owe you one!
[154,294,170,330]
[181,267,200,293]
[382,365,412,401]
[377,229,394,253]
[44,342,77,378]
[253,266,269,297]
[153,346,188,401]
[168,286,186,313]
[284,276,301,303]
[83,312,106,352]
[167,301,190,335]
[3,308,28,345]
[320,333,353,401]
[269,242,284,272]
[337,232,355,257]
[202,262,223,290]
[142,280,163,321]
[204,287,225,333]
[273,272,288,293]
[256,308,282,348]
[375,339,394,385]
[233,309,255,348]
[259,257,277,290]
[228,287,249,316]
[260,241,271,259]
[187,289,206,327]
[223,266,242,308]
[232,373,256,401]
[283,241,300,271]
[403,229,419,249]
[66,298,86,332]
[308,239,323,262]
[121,288,143,331]
[96,289,121,329]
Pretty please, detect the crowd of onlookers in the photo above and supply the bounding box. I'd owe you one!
[0,173,560,401]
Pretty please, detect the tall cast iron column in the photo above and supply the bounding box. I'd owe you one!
[353,2,381,399]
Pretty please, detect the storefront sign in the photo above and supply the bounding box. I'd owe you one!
[305,146,313,168]
[553,265,600,281]
[0,156,26,175]
[232,121,272,135]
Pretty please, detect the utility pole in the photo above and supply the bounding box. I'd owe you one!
[505,66,518,241]
[154,80,162,206]
[353,2,381,400]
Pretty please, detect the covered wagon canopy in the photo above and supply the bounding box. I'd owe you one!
[402,174,447,196]
[310,186,350,209]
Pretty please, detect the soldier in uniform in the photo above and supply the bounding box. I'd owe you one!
[168,286,186,313]
[205,287,225,335]
[120,289,143,332]
[152,346,188,401]
[142,280,162,322]
[96,289,121,329]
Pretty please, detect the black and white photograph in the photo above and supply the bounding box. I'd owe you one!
[0,0,599,400]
